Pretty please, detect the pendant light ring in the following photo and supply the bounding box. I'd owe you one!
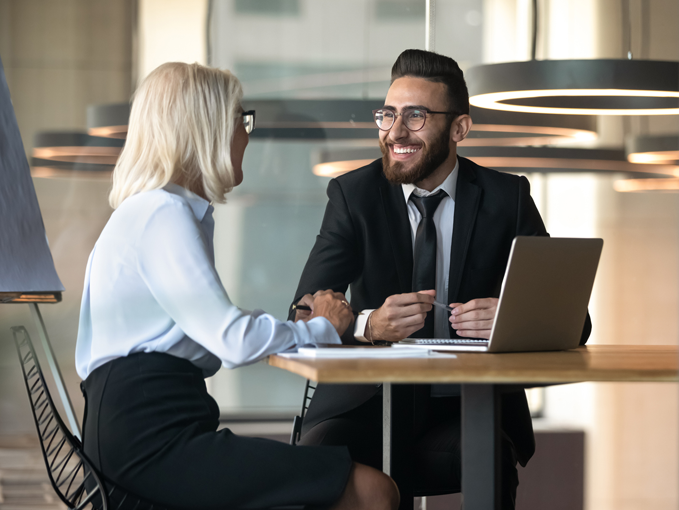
[467,59,679,116]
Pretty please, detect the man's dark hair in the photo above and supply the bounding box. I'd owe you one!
[391,49,469,115]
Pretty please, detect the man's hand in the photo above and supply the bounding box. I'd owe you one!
[367,290,436,342]
[448,298,498,339]
[309,290,355,337]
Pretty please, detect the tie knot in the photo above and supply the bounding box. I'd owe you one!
[410,190,447,218]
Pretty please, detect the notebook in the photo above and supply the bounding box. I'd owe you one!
[398,236,603,353]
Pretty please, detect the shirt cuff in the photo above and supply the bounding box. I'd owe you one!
[353,309,376,342]
[300,316,342,346]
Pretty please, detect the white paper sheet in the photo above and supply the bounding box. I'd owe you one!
[279,346,456,359]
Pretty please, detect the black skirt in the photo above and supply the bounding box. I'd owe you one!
[81,352,352,510]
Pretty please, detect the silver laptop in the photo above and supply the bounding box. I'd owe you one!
[399,236,603,352]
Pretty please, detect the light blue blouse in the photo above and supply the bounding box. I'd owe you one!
[75,183,339,379]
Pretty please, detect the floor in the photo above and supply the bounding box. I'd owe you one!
[0,435,65,510]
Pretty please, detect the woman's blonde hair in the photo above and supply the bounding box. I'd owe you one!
[109,62,243,209]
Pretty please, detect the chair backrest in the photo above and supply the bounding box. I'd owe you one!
[12,326,108,510]
[13,325,305,510]
[12,326,164,510]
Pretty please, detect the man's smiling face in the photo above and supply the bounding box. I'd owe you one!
[379,76,454,185]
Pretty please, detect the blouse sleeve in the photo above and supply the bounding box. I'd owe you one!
[136,198,340,369]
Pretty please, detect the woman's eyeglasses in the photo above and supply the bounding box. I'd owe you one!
[372,107,457,132]
[241,110,256,134]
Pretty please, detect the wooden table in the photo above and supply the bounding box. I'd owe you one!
[270,345,678,510]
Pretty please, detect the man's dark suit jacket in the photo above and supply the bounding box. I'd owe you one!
[290,156,592,466]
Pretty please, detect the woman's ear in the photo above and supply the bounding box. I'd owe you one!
[450,114,473,143]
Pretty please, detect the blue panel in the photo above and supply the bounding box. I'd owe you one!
[0,55,64,293]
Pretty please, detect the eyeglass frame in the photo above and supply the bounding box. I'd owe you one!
[372,106,460,132]
[241,110,256,134]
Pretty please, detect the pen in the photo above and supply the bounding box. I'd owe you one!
[432,301,454,313]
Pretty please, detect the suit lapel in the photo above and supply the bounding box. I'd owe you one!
[379,174,413,293]
[448,158,481,304]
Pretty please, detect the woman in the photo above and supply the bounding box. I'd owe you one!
[75,62,398,510]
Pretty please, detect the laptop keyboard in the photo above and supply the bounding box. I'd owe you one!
[408,338,489,345]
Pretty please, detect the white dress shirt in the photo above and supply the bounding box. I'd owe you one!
[76,183,340,380]
[355,159,459,340]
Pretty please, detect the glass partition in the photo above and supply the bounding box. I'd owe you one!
[0,2,676,508]
[207,0,485,417]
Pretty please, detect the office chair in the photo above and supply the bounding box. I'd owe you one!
[290,379,315,446]
[12,326,304,510]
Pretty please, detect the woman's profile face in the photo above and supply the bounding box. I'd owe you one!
[231,115,249,186]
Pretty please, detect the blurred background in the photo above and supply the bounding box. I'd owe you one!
[0,1,677,509]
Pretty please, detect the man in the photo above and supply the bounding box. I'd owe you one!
[291,49,591,508]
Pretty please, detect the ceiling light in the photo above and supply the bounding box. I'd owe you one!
[31,132,123,179]
[614,178,679,192]
[312,149,380,178]
[467,59,679,116]
[87,103,130,139]
[88,100,383,141]
[244,100,380,140]
[312,146,678,179]
[463,106,596,146]
[456,146,679,176]
[626,135,679,164]
[88,100,596,146]
[466,0,679,116]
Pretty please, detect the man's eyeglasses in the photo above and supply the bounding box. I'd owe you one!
[372,107,457,132]
[241,110,256,134]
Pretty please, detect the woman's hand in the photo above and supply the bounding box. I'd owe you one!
[309,290,354,337]
[293,294,315,322]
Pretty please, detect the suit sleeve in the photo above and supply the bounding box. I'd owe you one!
[516,175,548,237]
[516,176,592,345]
[288,178,362,322]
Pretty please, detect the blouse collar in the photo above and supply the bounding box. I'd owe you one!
[163,182,212,221]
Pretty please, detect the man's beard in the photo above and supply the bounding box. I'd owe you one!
[380,128,451,185]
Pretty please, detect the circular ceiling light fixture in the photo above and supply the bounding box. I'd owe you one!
[243,99,380,140]
[467,59,679,116]
[626,134,679,164]
[614,178,679,192]
[87,103,130,139]
[456,146,679,176]
[312,146,678,179]
[88,100,596,146]
[463,106,596,146]
[312,148,381,178]
[467,0,679,117]
[88,100,383,141]
[31,132,123,179]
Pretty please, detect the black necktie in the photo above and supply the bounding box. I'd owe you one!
[410,190,446,338]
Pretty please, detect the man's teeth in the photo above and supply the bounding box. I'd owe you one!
[393,147,420,154]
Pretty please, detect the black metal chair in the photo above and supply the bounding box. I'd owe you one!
[289,379,315,446]
[12,326,165,510]
[12,326,304,510]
